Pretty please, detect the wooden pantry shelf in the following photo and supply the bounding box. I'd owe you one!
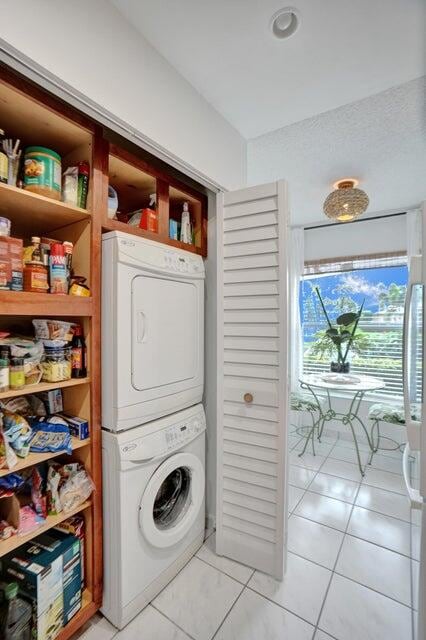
[0,182,90,236]
[0,437,90,478]
[0,500,91,558]
[0,377,90,400]
[102,216,205,256]
[0,290,93,316]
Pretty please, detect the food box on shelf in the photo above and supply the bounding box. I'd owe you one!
[0,237,23,291]
[37,389,63,414]
[55,515,86,588]
[59,414,89,440]
[1,530,81,637]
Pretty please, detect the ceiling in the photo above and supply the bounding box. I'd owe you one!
[247,77,426,224]
[111,0,425,139]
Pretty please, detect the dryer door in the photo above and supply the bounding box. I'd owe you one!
[132,275,201,392]
[139,452,205,548]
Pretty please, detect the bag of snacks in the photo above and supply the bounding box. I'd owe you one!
[0,416,17,470]
[29,417,72,455]
[60,465,94,512]
[3,412,32,458]
[32,319,74,341]
[47,462,62,515]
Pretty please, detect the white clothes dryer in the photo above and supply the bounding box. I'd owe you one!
[102,231,205,431]
[101,404,206,629]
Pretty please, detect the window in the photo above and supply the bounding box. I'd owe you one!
[300,253,411,399]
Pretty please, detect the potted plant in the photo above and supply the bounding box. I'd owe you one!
[312,287,366,373]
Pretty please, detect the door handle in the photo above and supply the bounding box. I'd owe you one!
[136,311,147,343]
[244,393,253,404]
[402,443,422,508]
[403,256,423,451]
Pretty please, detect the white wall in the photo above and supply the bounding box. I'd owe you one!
[304,214,407,262]
[0,0,246,191]
[247,77,426,226]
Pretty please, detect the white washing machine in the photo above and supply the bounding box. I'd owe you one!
[101,404,206,629]
[102,231,205,431]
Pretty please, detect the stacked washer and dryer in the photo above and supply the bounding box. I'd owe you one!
[101,231,206,629]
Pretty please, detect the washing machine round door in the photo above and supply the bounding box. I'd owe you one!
[139,452,205,548]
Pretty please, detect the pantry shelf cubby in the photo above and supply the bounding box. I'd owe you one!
[0,500,92,558]
[0,437,90,478]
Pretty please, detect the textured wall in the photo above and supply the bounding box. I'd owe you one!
[248,78,426,225]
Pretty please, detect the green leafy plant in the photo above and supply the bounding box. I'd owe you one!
[313,286,366,367]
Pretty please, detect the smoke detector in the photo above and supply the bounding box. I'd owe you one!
[270,8,300,39]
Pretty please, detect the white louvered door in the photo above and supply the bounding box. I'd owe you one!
[216,181,289,580]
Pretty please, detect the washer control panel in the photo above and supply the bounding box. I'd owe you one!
[118,407,206,464]
[165,411,206,452]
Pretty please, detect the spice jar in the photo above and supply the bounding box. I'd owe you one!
[10,357,25,390]
[0,357,9,392]
[41,346,71,382]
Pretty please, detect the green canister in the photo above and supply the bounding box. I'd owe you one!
[24,146,62,201]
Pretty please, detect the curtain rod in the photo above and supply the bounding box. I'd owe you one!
[304,211,407,231]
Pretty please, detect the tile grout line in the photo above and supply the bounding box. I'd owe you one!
[150,602,198,640]
[210,582,246,640]
[312,469,364,636]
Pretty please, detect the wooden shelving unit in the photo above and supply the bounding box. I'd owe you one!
[0,64,208,639]
[0,68,103,640]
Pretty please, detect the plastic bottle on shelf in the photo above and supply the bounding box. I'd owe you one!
[49,242,68,295]
[180,202,192,244]
[0,582,32,640]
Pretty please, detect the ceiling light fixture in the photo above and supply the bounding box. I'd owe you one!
[270,8,300,39]
[323,179,369,222]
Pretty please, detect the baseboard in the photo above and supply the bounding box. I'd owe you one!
[205,513,216,538]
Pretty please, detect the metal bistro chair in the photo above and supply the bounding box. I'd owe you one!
[290,390,326,457]
[368,402,419,461]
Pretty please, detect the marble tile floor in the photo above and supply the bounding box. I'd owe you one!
[74,429,418,640]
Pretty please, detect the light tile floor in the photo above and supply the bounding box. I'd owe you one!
[74,429,418,640]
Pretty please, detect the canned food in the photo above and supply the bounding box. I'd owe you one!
[24,146,62,200]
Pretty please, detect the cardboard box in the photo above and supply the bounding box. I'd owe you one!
[2,531,82,637]
[2,535,64,639]
[47,530,82,624]
[8,237,23,291]
[36,389,63,414]
[0,236,23,291]
[55,515,85,588]
[59,414,89,440]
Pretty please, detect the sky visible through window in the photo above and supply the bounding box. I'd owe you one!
[301,264,411,398]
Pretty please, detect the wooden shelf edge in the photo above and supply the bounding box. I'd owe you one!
[0,181,91,219]
[0,377,91,400]
[102,217,205,256]
[0,290,93,316]
[0,500,92,558]
[0,437,90,478]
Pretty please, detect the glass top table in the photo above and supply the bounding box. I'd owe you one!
[298,373,386,475]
